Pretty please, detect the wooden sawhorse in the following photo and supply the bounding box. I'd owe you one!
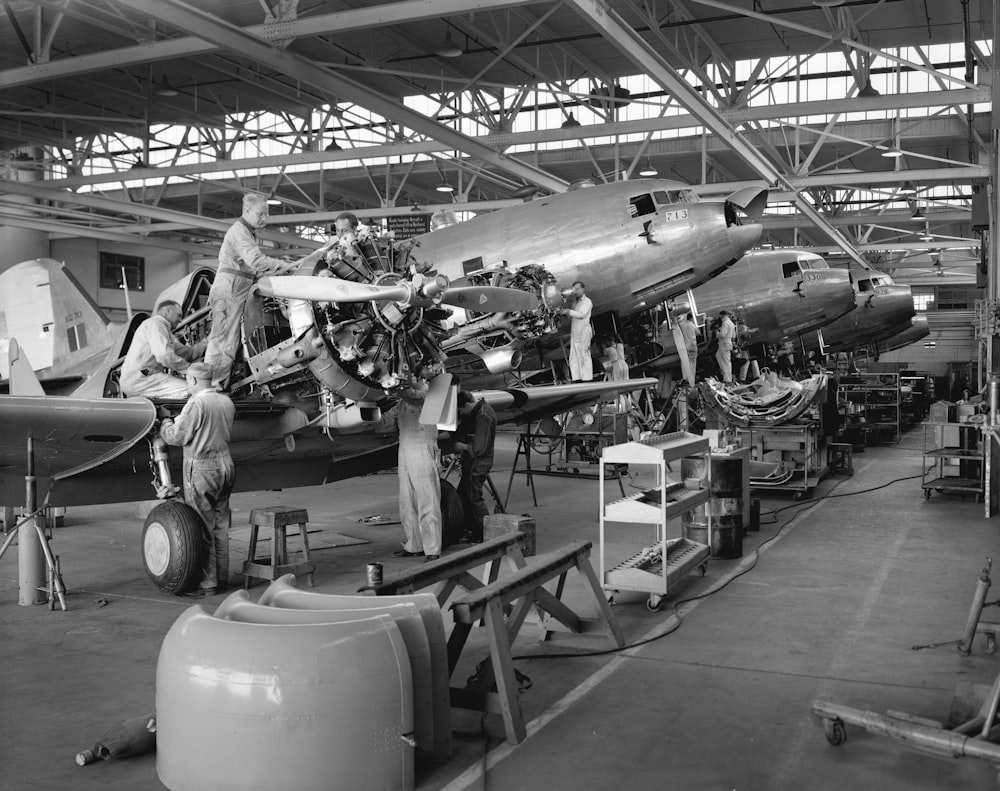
[446,540,625,744]
[357,531,530,604]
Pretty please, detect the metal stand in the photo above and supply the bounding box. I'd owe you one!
[0,438,68,610]
[504,433,538,510]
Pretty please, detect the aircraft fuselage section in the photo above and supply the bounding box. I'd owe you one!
[415,179,761,316]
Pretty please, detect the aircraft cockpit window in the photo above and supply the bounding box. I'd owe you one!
[681,189,698,203]
[654,190,672,205]
[869,277,882,287]
[857,279,873,292]
[629,194,657,218]
[782,261,801,278]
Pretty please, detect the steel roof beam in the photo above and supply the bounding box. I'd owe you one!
[570,0,874,268]
[2,0,539,89]
[111,0,567,193]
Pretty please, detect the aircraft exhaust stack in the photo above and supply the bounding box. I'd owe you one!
[480,344,523,375]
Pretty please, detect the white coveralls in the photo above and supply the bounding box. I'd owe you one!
[120,314,201,399]
[566,294,594,382]
[160,389,236,591]
[203,218,290,387]
[678,318,699,375]
[716,315,736,383]
[397,398,442,557]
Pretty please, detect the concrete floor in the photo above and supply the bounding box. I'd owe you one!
[2,426,999,790]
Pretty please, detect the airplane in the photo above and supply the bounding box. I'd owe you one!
[0,259,125,390]
[803,270,917,357]
[876,314,931,354]
[415,177,767,374]
[633,249,856,372]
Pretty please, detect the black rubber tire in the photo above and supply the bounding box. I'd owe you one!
[439,478,465,550]
[141,501,206,594]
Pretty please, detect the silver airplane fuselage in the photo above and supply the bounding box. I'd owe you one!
[415,178,763,314]
[805,272,916,354]
[877,314,931,353]
[651,249,855,367]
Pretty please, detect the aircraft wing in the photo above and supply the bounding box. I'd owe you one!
[0,395,157,487]
[476,377,659,425]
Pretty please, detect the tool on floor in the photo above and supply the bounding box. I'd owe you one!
[910,557,1000,655]
[812,672,1000,773]
[76,714,156,766]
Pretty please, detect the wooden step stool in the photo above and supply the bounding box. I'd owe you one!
[827,442,854,476]
[242,507,315,588]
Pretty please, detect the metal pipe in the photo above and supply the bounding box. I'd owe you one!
[18,436,45,605]
[958,558,992,655]
[812,700,1000,764]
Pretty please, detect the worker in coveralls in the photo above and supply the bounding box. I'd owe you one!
[454,390,497,543]
[715,309,737,384]
[203,193,334,389]
[394,392,442,562]
[120,300,205,399]
[560,280,594,382]
[159,362,236,597]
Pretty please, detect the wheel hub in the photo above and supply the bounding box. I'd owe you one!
[144,522,170,576]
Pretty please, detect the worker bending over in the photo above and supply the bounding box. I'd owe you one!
[159,362,236,597]
[454,390,497,543]
[203,193,334,389]
[120,300,205,399]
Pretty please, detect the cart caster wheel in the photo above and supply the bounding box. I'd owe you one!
[699,562,708,577]
[793,492,804,501]
[822,717,847,746]
[545,465,552,472]
[646,595,663,612]
[983,633,998,655]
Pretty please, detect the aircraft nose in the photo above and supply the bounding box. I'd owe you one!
[727,223,762,256]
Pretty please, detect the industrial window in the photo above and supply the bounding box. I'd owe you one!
[936,285,978,310]
[67,323,87,352]
[782,261,800,278]
[911,286,935,311]
[99,252,145,292]
[628,193,656,218]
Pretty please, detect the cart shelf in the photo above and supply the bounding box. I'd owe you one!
[604,538,710,591]
[604,485,710,524]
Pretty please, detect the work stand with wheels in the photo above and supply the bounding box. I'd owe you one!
[598,432,711,611]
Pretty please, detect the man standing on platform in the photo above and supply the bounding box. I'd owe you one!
[159,362,236,597]
[203,193,334,389]
[560,280,594,382]
[677,312,699,379]
[454,390,497,544]
[716,310,736,384]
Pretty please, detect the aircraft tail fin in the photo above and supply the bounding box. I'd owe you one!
[8,339,45,396]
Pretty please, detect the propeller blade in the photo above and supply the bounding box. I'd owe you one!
[257,276,410,303]
[441,286,538,312]
[420,372,456,429]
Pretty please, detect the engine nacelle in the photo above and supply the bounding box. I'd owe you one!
[480,344,523,374]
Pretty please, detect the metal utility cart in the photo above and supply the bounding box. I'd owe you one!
[599,432,711,611]
[737,419,827,499]
[921,421,984,501]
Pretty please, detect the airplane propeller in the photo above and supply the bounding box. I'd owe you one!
[257,276,538,312]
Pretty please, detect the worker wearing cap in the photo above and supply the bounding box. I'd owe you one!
[159,362,236,597]
[203,193,334,389]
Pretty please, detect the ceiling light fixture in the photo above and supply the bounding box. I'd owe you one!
[130,158,147,170]
[813,0,845,7]
[881,148,904,158]
[911,206,925,220]
[266,197,281,206]
[153,76,179,97]
[920,233,934,242]
[324,140,342,152]
[561,112,581,129]
[899,181,916,194]
[435,30,462,58]
[435,181,454,193]
[858,78,880,97]
[638,158,658,177]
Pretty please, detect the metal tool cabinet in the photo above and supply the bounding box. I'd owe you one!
[599,432,711,611]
